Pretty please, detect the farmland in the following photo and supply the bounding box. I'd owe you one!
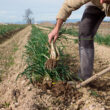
[20,25,72,83]
[0,23,110,110]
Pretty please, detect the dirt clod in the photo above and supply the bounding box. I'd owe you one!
[12,89,20,102]
[36,81,83,107]
[45,59,57,70]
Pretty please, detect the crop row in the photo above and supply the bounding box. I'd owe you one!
[0,24,26,37]
[40,25,110,46]
[62,28,110,46]
[58,28,110,46]
[19,25,71,83]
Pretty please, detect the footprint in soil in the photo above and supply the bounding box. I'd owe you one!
[12,89,20,102]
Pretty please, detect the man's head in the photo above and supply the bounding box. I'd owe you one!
[100,0,110,4]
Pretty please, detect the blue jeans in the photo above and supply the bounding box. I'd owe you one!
[78,6,105,80]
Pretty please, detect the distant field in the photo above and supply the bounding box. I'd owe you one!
[39,21,110,36]
[39,21,110,46]
[63,22,110,36]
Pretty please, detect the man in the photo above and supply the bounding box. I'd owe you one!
[48,0,110,80]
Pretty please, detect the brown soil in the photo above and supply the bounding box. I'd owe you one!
[34,81,83,110]
[35,25,110,110]
[0,26,37,110]
[0,24,110,110]
[39,22,55,27]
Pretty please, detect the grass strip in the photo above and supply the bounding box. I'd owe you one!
[39,25,79,36]
[59,28,79,36]
[95,34,110,46]
[0,24,26,37]
[20,25,71,83]
[59,30,110,46]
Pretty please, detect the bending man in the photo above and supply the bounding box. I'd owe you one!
[48,0,110,80]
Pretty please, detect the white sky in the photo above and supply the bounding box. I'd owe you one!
[0,0,109,23]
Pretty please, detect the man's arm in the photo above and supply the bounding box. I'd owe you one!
[56,0,90,21]
[48,0,90,44]
[48,19,63,44]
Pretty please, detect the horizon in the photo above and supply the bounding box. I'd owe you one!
[1,18,110,24]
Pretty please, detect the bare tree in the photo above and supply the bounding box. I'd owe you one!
[24,9,34,24]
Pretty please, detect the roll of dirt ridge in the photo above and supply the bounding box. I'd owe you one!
[0,27,25,44]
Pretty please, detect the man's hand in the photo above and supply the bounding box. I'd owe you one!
[48,19,63,44]
[48,27,59,44]
[100,0,110,4]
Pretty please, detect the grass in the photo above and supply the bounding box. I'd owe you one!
[59,29,110,46]
[59,28,110,46]
[19,25,72,83]
[59,27,79,36]
[0,55,14,82]
[65,32,110,46]
[89,90,99,97]
[95,34,110,46]
[0,24,26,37]
[40,25,79,44]
[0,42,18,82]
[39,25,78,36]
[0,102,10,109]
[40,25,110,46]
[13,43,19,53]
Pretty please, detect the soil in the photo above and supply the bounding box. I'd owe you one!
[0,26,37,110]
[39,22,55,28]
[59,34,110,110]
[0,24,110,110]
[35,25,110,110]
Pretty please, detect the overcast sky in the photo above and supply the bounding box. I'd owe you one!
[0,0,109,23]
